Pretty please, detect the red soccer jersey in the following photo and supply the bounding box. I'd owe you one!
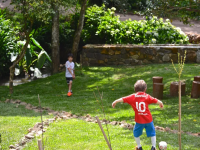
[122,92,158,124]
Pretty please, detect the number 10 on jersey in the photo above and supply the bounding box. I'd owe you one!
[136,102,146,112]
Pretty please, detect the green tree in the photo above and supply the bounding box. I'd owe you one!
[72,0,87,62]
[30,0,77,73]
[0,9,19,79]
[144,0,200,24]
[8,0,77,93]
[9,0,35,94]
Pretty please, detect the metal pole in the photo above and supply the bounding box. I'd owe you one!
[96,116,112,150]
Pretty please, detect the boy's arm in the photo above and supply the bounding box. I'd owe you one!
[67,68,74,76]
[72,63,75,78]
[156,100,164,108]
[112,98,123,108]
[73,69,75,79]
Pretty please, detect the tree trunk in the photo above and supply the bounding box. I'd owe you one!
[52,4,60,74]
[9,36,30,94]
[72,0,87,62]
[9,67,15,94]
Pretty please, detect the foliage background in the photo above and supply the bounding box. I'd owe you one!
[0,9,19,78]
[82,5,189,45]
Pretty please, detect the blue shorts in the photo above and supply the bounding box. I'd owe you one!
[133,121,156,137]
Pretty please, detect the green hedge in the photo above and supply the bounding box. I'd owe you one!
[82,5,189,45]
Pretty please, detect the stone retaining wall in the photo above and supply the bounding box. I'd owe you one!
[81,44,200,66]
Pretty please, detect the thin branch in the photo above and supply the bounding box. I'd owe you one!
[96,87,112,148]
[38,94,44,150]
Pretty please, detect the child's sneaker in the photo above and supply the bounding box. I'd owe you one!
[151,146,157,150]
[135,146,143,150]
[67,92,72,97]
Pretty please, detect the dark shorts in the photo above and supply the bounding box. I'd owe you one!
[133,121,156,137]
[66,77,73,84]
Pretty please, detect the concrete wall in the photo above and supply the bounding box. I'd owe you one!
[81,44,200,66]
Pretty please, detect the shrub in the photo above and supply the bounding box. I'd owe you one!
[82,5,107,43]
[82,5,189,45]
[60,19,75,48]
[0,10,19,78]
[14,38,52,78]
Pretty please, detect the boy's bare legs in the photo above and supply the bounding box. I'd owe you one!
[68,81,72,92]
[67,81,73,96]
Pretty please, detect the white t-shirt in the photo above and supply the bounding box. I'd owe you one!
[65,61,74,77]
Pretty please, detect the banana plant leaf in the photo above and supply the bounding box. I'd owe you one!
[25,48,32,67]
[29,29,35,38]
[36,50,52,69]
[31,37,43,50]
[37,51,46,69]
[42,50,52,62]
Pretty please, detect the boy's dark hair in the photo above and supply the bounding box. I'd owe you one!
[68,53,73,58]
[134,80,147,92]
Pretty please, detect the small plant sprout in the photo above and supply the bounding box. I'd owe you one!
[93,87,112,150]
[171,51,187,150]
[171,51,187,80]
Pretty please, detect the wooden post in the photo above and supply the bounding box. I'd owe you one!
[153,83,164,99]
[170,82,185,97]
[38,95,44,149]
[178,80,181,150]
[194,76,200,82]
[95,116,112,150]
[152,76,163,83]
[38,140,43,150]
[191,81,200,98]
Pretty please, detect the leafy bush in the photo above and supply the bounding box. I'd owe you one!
[82,5,189,45]
[12,37,52,78]
[60,21,75,47]
[0,10,19,78]
[82,5,107,43]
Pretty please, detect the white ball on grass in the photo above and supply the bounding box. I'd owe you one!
[159,141,167,150]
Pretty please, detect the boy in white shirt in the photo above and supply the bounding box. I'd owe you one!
[65,54,75,97]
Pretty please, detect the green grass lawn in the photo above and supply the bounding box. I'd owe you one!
[0,64,200,149]
[24,119,199,150]
[0,102,52,149]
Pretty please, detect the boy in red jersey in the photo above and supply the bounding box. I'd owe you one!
[112,80,164,150]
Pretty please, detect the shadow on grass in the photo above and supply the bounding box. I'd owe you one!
[0,102,48,117]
